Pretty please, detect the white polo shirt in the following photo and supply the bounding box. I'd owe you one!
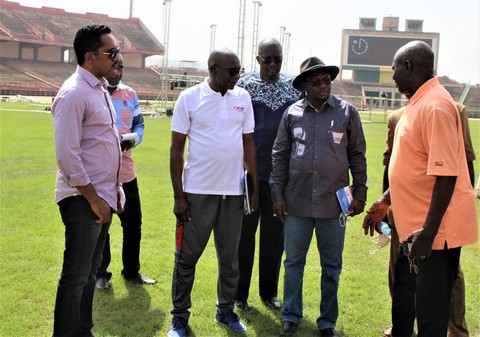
[172,78,255,195]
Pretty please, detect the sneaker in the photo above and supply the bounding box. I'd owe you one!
[215,310,247,333]
[234,300,250,311]
[168,317,190,337]
[95,277,110,290]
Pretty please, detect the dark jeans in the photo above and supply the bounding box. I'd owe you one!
[97,178,142,280]
[236,181,284,301]
[392,243,460,337]
[53,196,111,337]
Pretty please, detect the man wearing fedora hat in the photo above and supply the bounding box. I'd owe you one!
[270,57,367,337]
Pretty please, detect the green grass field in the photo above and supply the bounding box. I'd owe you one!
[0,104,479,337]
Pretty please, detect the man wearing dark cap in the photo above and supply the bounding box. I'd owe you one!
[270,57,367,337]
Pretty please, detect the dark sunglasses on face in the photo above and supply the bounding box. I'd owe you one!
[258,55,283,65]
[214,64,245,77]
[91,48,121,60]
[305,78,332,87]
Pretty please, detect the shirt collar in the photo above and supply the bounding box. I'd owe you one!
[409,77,439,106]
[303,94,334,112]
[77,65,108,90]
[200,77,240,97]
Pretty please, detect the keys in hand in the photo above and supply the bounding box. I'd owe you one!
[408,257,419,274]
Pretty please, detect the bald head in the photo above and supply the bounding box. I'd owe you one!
[394,41,434,79]
[256,37,283,83]
[208,48,239,68]
[258,37,282,55]
[207,48,241,95]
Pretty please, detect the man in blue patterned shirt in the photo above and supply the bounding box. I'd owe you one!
[234,38,301,312]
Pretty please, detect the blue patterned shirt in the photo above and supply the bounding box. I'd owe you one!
[237,72,301,181]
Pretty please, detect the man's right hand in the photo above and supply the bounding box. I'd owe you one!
[173,196,191,222]
[90,198,111,224]
[273,200,288,223]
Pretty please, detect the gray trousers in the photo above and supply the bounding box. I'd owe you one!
[171,193,243,320]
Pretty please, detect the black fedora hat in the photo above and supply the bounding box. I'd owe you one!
[292,57,340,90]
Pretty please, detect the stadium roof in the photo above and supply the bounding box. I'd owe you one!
[0,0,164,56]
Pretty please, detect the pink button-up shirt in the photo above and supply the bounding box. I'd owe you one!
[52,66,122,211]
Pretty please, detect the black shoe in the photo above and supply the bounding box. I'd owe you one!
[319,328,338,337]
[279,321,298,336]
[234,300,250,311]
[125,273,156,285]
[95,276,110,290]
[263,296,281,310]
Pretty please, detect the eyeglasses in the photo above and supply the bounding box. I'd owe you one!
[258,55,283,65]
[91,48,121,60]
[214,64,244,77]
[304,78,332,87]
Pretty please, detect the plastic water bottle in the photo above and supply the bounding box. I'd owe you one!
[379,221,391,235]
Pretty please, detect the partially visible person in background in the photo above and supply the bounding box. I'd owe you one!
[234,37,300,312]
[95,55,156,289]
[51,24,123,337]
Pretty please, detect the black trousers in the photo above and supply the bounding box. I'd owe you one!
[97,178,142,280]
[391,243,460,337]
[53,196,111,337]
[235,181,284,301]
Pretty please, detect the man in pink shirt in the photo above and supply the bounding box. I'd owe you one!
[362,41,478,337]
[51,24,123,337]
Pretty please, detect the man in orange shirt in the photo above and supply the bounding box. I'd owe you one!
[363,41,478,337]
[379,102,475,337]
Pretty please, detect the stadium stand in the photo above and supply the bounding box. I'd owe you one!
[0,0,478,115]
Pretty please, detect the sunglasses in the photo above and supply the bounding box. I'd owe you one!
[91,48,121,60]
[304,78,332,87]
[214,64,244,77]
[258,55,283,65]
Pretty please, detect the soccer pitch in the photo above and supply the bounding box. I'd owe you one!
[1,105,479,337]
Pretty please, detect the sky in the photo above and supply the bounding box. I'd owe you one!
[13,0,480,84]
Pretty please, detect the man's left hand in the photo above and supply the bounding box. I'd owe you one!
[121,139,136,151]
[407,228,435,260]
[348,199,365,217]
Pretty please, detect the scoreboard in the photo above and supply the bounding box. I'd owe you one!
[341,32,439,68]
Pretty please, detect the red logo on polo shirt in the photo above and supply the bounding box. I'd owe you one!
[233,106,245,112]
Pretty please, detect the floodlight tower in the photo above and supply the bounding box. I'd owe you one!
[237,0,246,66]
[129,0,134,18]
[284,32,291,74]
[250,1,262,73]
[279,26,286,46]
[210,24,217,53]
[160,0,172,111]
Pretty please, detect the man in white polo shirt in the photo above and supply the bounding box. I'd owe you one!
[167,48,258,337]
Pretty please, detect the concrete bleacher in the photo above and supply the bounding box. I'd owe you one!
[3,1,163,54]
[1,58,74,88]
[0,62,52,91]
[443,84,466,102]
[0,8,33,38]
[463,85,480,116]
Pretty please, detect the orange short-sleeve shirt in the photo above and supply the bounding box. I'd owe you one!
[389,77,478,249]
